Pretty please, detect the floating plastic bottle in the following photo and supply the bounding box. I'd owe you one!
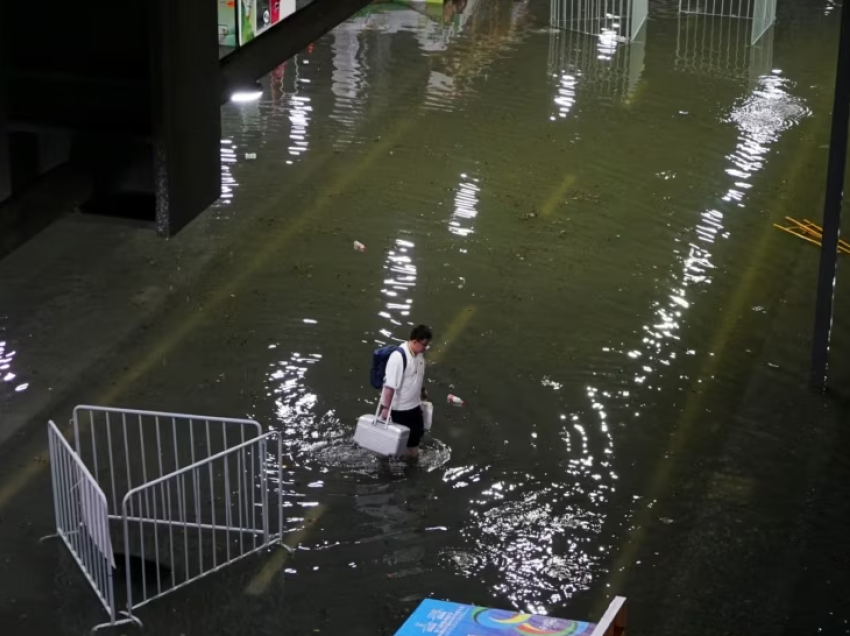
[353,241,366,252]
[447,394,465,407]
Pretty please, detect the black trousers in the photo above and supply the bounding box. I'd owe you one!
[391,406,425,448]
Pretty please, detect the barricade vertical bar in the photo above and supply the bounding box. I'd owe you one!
[194,465,203,573]
[67,446,81,556]
[152,485,162,595]
[155,416,163,478]
[138,416,150,599]
[139,415,152,530]
[154,417,165,476]
[260,438,269,544]
[90,412,99,493]
[106,508,116,623]
[167,479,175,582]
[138,492,148,601]
[59,439,73,548]
[244,446,251,538]
[122,413,133,519]
[81,480,96,596]
[97,483,108,605]
[237,449,244,554]
[182,472,189,582]
[171,417,180,473]
[223,434,233,562]
[278,435,283,540]
[57,436,70,538]
[48,429,61,535]
[245,442,257,548]
[73,411,81,456]
[173,417,185,528]
[105,413,117,513]
[189,422,199,572]
[124,514,134,612]
[206,420,217,568]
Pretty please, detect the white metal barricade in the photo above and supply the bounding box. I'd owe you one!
[676,2,775,83]
[46,406,285,633]
[550,0,648,43]
[547,1,647,108]
[679,0,777,45]
[48,421,118,624]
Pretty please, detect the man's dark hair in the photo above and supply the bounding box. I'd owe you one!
[410,324,433,342]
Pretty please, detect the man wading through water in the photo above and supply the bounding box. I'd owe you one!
[380,325,432,459]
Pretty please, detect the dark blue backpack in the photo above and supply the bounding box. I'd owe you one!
[370,345,407,390]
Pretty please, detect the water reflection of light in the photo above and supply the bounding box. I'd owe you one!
[285,56,313,162]
[583,72,810,566]
[618,71,808,399]
[376,239,418,340]
[447,468,608,612]
[330,22,365,145]
[448,175,480,239]
[0,336,26,395]
[443,384,615,613]
[219,139,238,205]
[597,27,621,60]
[269,350,322,448]
[552,70,579,120]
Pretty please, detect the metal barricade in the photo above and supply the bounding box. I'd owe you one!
[46,406,285,632]
[47,421,118,624]
[678,0,776,45]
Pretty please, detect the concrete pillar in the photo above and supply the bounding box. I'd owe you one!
[149,0,222,236]
[0,105,9,204]
[0,23,9,204]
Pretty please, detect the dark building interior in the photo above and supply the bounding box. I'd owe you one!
[0,0,371,252]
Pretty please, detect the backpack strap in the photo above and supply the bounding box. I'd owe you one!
[376,346,408,424]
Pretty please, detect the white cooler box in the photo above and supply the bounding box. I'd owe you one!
[421,401,433,431]
[354,413,410,457]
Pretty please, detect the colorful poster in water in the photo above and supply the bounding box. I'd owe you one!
[394,599,597,636]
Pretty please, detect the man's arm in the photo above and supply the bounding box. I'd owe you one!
[380,350,404,420]
[380,386,395,421]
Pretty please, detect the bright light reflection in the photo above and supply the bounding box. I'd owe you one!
[286,56,313,159]
[330,22,364,144]
[449,174,481,239]
[230,90,263,103]
[585,71,809,560]
[219,139,238,206]
[0,338,26,395]
[374,238,418,344]
[443,382,616,611]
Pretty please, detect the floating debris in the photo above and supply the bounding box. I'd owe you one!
[774,217,850,254]
[447,394,465,407]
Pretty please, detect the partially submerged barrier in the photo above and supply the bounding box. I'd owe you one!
[46,406,284,632]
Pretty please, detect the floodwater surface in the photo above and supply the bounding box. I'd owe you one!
[2,1,850,635]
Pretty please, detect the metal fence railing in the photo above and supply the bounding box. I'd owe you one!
[550,0,648,43]
[675,4,775,83]
[679,0,777,45]
[46,406,284,633]
[47,421,119,625]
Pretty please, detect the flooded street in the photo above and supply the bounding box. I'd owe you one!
[3,0,850,634]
